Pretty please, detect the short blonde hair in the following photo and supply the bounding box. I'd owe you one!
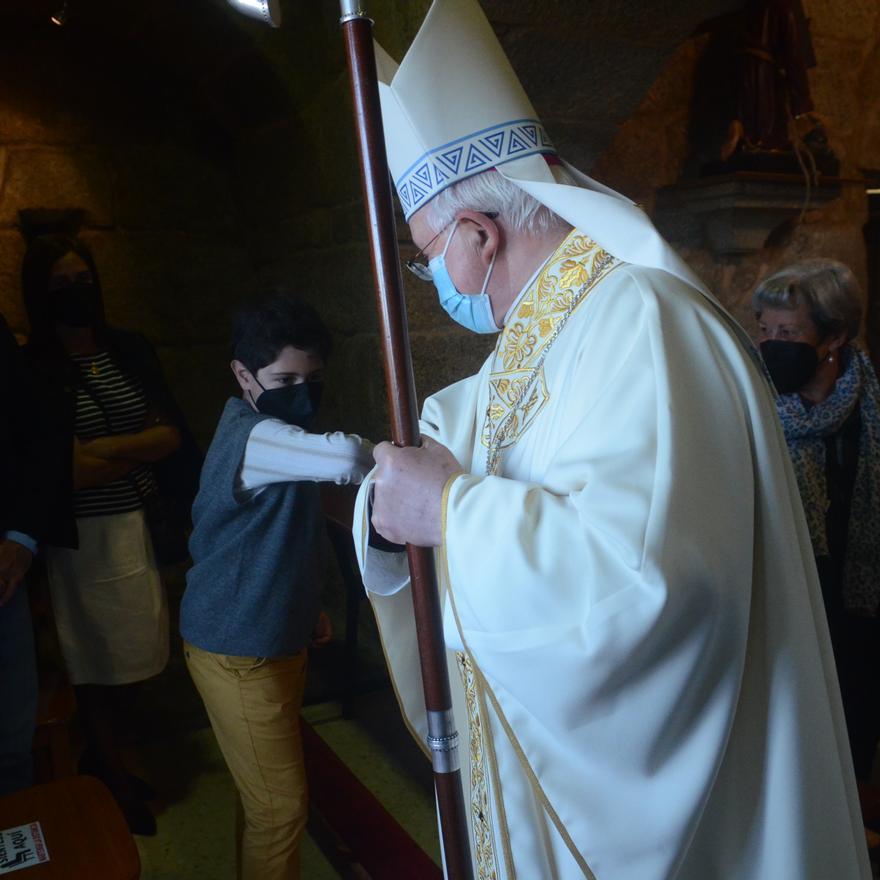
[752,259,863,341]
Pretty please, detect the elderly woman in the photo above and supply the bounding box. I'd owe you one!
[754,259,880,783]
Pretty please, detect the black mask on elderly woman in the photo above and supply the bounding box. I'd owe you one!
[50,280,101,328]
[252,379,323,430]
[759,340,819,394]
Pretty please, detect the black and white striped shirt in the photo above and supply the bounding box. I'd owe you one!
[71,351,159,518]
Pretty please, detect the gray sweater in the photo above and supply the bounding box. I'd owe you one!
[180,398,322,657]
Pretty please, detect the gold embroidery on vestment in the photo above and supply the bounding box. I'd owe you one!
[481,369,548,452]
[482,232,620,474]
[475,666,516,880]
[457,651,499,880]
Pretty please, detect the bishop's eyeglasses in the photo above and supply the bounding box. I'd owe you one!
[404,212,498,283]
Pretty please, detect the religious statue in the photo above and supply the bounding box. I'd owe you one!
[716,0,838,176]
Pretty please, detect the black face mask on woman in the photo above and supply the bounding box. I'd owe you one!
[252,379,323,430]
[50,280,101,328]
[759,339,819,394]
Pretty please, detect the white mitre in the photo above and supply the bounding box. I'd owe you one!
[375,0,710,297]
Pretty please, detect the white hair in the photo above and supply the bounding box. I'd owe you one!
[422,165,575,236]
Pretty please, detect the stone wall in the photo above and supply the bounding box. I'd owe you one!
[0,5,255,445]
[229,0,746,441]
[3,0,878,444]
[0,0,487,446]
[591,0,880,334]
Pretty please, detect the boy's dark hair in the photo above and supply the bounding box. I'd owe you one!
[231,294,333,374]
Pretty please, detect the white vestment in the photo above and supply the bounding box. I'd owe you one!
[354,233,869,879]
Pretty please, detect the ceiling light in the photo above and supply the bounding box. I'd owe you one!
[50,1,69,26]
[225,0,281,28]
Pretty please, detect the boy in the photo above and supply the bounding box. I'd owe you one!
[180,295,373,880]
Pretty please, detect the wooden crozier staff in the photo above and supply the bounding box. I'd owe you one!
[219,0,471,871]
[338,2,474,878]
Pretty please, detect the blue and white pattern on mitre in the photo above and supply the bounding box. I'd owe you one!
[374,0,554,221]
[394,118,557,216]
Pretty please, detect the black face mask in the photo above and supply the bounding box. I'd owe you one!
[252,380,323,430]
[759,340,819,394]
[50,280,101,328]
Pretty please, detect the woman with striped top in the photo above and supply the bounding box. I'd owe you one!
[20,219,201,835]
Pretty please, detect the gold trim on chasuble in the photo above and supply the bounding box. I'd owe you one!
[456,652,503,880]
[482,233,620,475]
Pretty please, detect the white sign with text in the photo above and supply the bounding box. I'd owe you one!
[0,823,50,874]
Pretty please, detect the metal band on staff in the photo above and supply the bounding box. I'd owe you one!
[427,709,461,774]
[339,0,371,25]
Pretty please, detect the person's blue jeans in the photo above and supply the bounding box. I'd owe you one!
[0,584,38,795]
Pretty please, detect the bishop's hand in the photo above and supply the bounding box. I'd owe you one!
[371,437,463,548]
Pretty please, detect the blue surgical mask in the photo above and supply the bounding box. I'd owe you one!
[429,221,500,334]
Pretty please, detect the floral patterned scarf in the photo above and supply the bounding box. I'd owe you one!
[776,345,880,616]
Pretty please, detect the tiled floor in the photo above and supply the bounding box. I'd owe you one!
[303,699,440,867]
[133,726,341,879]
[131,694,438,880]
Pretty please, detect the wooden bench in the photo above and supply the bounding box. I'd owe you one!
[0,776,139,879]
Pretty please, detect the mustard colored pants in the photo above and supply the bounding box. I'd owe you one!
[184,642,308,880]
